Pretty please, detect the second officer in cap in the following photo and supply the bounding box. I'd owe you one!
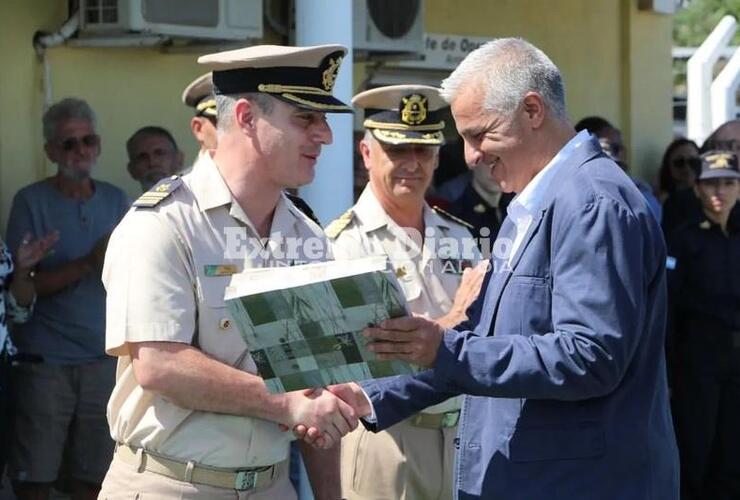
[182,72,218,158]
[326,85,483,500]
[667,150,740,499]
[99,44,358,499]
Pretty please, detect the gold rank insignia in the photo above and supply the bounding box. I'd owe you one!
[705,152,732,169]
[395,266,407,279]
[321,56,342,92]
[699,220,712,230]
[133,175,182,208]
[473,203,487,214]
[400,94,428,125]
[325,209,354,239]
[432,205,474,230]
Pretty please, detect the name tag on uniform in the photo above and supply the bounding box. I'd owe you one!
[204,264,239,277]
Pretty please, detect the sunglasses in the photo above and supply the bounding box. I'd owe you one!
[671,157,701,171]
[58,134,100,152]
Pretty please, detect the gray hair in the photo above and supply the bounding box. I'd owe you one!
[440,38,567,120]
[215,92,275,134]
[42,97,97,143]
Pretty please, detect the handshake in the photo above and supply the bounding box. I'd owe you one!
[275,314,450,449]
[278,383,371,450]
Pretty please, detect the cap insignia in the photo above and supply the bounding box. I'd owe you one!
[400,94,428,125]
[706,152,732,169]
[322,56,342,92]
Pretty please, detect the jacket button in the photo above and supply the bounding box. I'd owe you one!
[218,318,231,330]
[454,437,460,449]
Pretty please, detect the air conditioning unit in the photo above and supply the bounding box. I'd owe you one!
[77,0,263,41]
[353,0,424,54]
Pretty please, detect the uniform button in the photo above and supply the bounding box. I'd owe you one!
[218,318,231,330]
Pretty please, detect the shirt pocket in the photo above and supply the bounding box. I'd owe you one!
[511,275,553,336]
[196,276,250,369]
[391,259,422,302]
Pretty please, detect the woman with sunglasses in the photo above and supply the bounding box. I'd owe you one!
[666,150,740,500]
[661,139,704,237]
[658,138,700,200]
[0,232,57,483]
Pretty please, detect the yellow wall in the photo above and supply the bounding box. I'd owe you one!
[0,0,674,233]
[0,0,217,233]
[424,0,673,179]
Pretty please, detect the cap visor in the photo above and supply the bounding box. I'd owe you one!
[699,169,740,181]
[371,128,445,146]
[273,93,353,113]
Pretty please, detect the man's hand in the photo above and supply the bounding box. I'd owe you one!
[438,260,488,328]
[287,383,372,448]
[14,231,59,276]
[282,388,359,449]
[365,316,444,367]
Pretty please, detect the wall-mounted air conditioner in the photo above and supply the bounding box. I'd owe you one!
[78,0,262,41]
[353,0,424,54]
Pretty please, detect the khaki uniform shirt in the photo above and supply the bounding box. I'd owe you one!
[329,186,479,414]
[103,153,328,468]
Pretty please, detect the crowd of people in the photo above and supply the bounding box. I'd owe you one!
[0,36,737,500]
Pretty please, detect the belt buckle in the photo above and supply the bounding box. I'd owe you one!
[441,411,460,428]
[234,470,256,491]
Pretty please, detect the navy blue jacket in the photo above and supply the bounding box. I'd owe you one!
[362,137,680,500]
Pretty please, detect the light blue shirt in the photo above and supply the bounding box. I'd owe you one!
[506,130,591,263]
[5,179,129,364]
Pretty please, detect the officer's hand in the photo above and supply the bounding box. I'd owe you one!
[439,261,488,328]
[283,388,358,449]
[284,384,371,448]
[364,316,444,367]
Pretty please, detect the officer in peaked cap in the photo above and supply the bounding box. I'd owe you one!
[182,72,218,155]
[326,84,483,500]
[99,44,358,500]
[667,150,740,499]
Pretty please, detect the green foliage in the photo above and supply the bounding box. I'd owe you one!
[674,0,740,46]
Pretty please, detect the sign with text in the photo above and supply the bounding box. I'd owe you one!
[394,33,492,70]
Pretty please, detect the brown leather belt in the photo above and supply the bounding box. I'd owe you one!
[409,410,460,429]
[115,444,282,491]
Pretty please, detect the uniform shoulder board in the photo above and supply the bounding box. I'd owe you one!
[432,205,474,230]
[325,209,354,239]
[133,176,183,208]
[286,193,322,227]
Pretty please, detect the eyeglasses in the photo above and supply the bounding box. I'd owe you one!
[671,157,701,171]
[58,134,100,152]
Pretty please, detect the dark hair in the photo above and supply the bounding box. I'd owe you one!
[658,137,699,194]
[126,126,178,158]
[574,116,614,135]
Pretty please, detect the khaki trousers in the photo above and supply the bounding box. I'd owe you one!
[341,419,457,500]
[98,454,297,500]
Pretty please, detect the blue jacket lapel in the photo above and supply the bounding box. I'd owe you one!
[474,135,604,337]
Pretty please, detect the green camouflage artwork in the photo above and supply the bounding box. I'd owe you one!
[227,263,415,393]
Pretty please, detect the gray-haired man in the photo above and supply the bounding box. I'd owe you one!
[5,97,129,500]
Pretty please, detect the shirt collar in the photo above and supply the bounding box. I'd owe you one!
[186,153,300,238]
[507,129,591,220]
[187,152,232,212]
[354,185,449,234]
